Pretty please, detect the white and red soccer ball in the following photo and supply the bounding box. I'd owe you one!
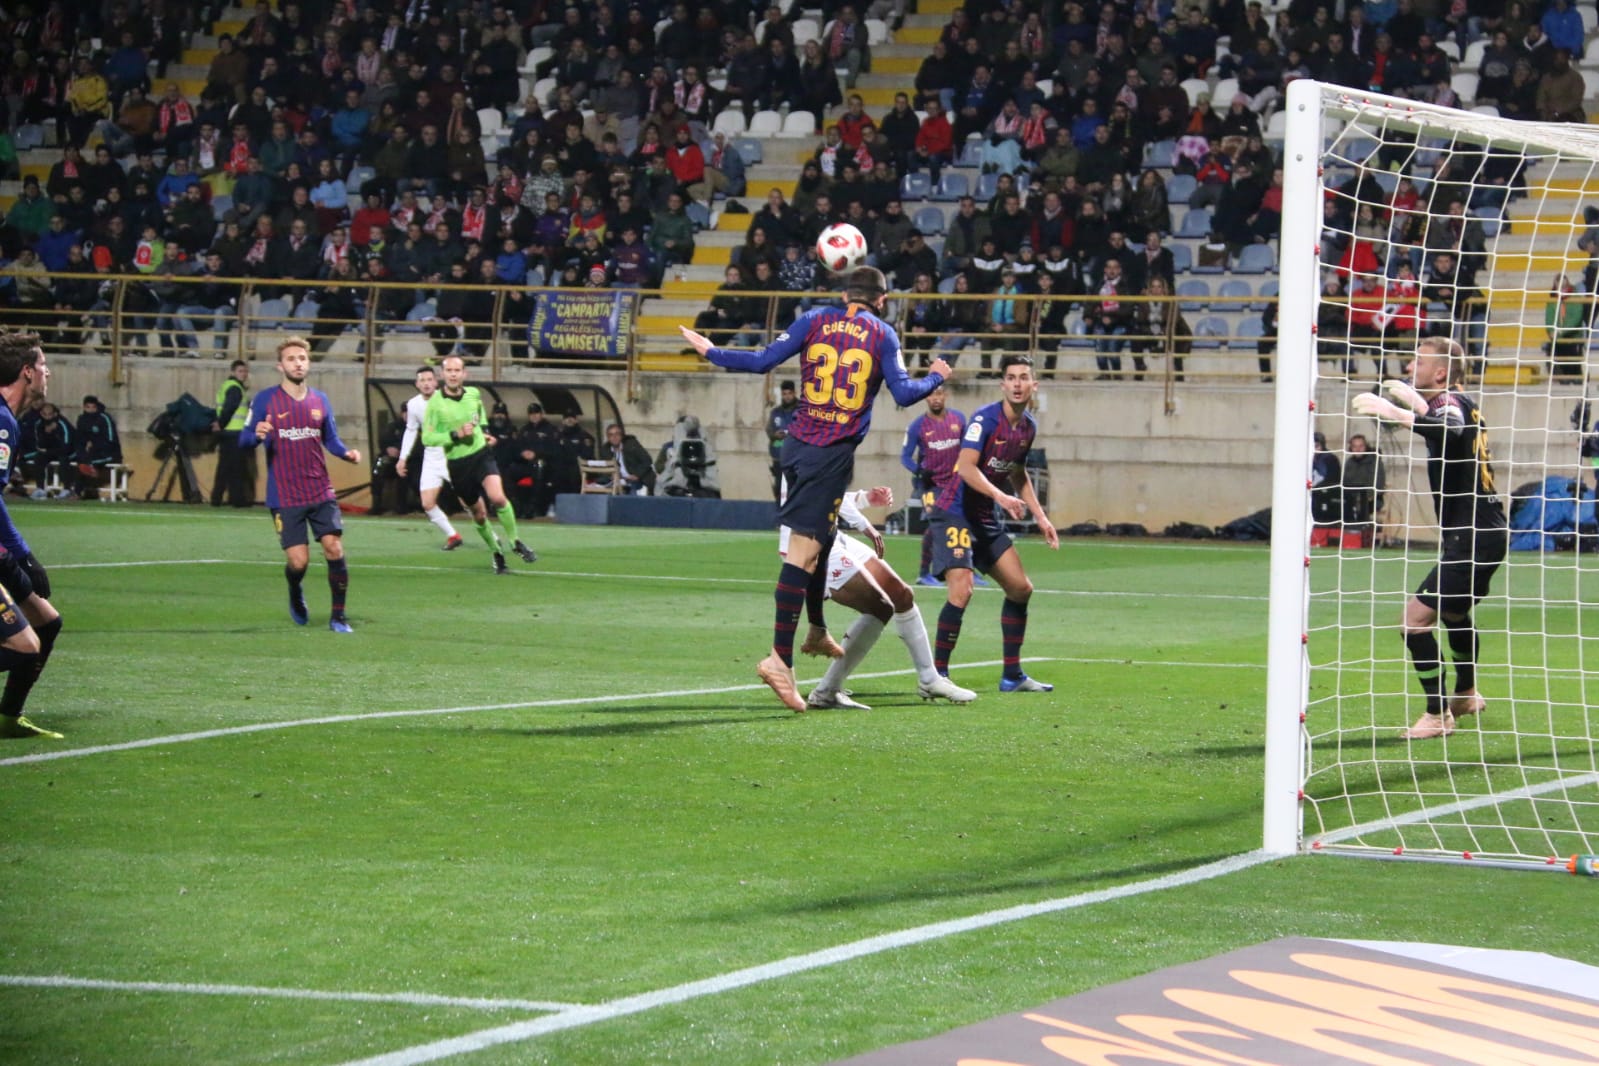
[815,222,868,274]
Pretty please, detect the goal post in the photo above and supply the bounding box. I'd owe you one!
[1266,80,1599,871]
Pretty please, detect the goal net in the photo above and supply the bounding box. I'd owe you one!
[1265,80,1599,871]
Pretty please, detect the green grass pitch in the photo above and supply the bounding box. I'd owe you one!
[1,506,1595,1066]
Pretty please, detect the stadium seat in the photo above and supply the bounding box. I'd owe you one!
[749,110,783,135]
[1452,72,1479,104]
[347,165,376,192]
[1465,39,1489,68]
[533,77,557,103]
[901,172,932,200]
[780,111,816,137]
[937,276,958,294]
[685,202,711,229]
[1218,279,1252,307]
[713,110,747,136]
[254,298,294,328]
[914,205,945,235]
[1170,243,1193,272]
[209,194,233,220]
[1036,78,1054,95]
[477,108,504,138]
[1177,279,1211,311]
[1584,37,1599,67]
[1472,205,1503,238]
[933,172,969,201]
[1265,111,1288,139]
[1176,208,1212,239]
[1191,315,1230,348]
[522,46,553,73]
[1436,39,1460,60]
[1584,3,1598,32]
[13,123,44,151]
[976,172,998,200]
[1471,104,1501,116]
[1371,170,1398,194]
[734,137,763,166]
[1145,139,1176,168]
[1233,244,1276,273]
[1165,174,1196,204]
[956,137,982,167]
[1212,78,1239,107]
[292,299,320,320]
[791,17,819,45]
[864,17,889,44]
[1235,318,1267,342]
[1584,70,1599,99]
[707,74,727,93]
[1180,77,1208,107]
[1254,278,1279,311]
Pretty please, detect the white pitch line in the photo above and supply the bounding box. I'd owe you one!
[49,556,1269,602]
[0,975,581,1013]
[0,658,1048,768]
[334,850,1275,1066]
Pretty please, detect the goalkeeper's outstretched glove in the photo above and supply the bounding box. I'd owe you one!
[1353,391,1415,426]
[1381,379,1428,416]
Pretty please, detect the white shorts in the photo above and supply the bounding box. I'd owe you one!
[823,533,878,596]
[419,448,450,492]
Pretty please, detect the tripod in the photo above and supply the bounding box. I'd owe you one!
[145,434,204,503]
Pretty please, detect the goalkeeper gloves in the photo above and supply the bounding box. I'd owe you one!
[1352,391,1414,426]
[1381,379,1428,416]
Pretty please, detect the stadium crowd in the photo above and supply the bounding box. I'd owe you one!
[0,0,1575,369]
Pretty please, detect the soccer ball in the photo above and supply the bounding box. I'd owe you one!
[815,223,868,274]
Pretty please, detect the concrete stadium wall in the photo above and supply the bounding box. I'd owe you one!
[45,355,1592,529]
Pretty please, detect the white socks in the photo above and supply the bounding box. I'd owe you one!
[426,505,457,538]
[817,615,884,693]
[893,607,939,685]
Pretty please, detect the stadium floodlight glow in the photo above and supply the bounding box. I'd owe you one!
[1267,79,1599,873]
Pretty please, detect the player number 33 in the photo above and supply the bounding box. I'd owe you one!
[803,343,874,412]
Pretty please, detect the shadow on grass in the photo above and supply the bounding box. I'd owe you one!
[472,712,781,739]
[729,849,1253,921]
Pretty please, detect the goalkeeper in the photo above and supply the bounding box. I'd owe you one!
[1352,338,1508,740]
[422,355,537,576]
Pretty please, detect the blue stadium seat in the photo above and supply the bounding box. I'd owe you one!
[734,137,763,166]
[1217,279,1252,307]
[937,275,958,294]
[254,298,294,328]
[686,202,711,229]
[901,172,932,201]
[975,172,998,201]
[1472,205,1503,238]
[1176,208,1211,239]
[913,205,946,235]
[933,172,969,202]
[1233,244,1276,273]
[1145,139,1176,168]
[1255,278,1279,311]
[1165,174,1197,205]
[346,165,376,191]
[956,137,982,167]
[1191,315,1230,348]
[1170,243,1193,272]
[1236,318,1267,341]
[210,195,234,221]
[1176,279,1211,312]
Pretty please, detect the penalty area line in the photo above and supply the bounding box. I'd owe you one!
[0,975,582,1014]
[334,850,1276,1066]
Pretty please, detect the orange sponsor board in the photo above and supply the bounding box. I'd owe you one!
[831,938,1599,1066]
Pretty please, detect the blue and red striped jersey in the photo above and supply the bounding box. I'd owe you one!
[901,408,967,493]
[0,397,30,557]
[705,305,942,445]
[240,385,351,508]
[937,401,1037,524]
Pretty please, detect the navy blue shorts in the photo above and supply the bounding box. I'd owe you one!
[927,508,1013,577]
[273,499,343,550]
[0,583,27,638]
[778,437,857,540]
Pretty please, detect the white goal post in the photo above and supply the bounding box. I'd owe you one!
[1265,79,1599,873]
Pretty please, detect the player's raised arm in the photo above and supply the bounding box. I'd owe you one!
[680,317,810,373]
[240,391,272,449]
[881,331,947,406]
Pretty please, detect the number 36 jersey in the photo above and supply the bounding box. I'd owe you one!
[704,304,944,445]
[937,401,1037,526]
